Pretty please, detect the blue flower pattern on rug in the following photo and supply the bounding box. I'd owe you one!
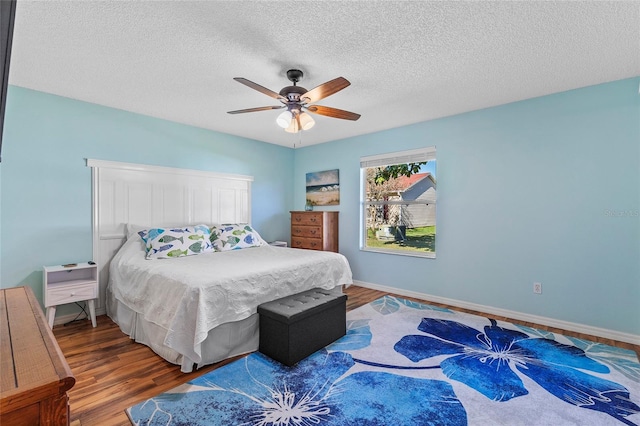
[394,314,640,424]
[127,296,640,426]
[129,350,466,425]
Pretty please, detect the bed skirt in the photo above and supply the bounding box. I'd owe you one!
[106,285,343,372]
[106,286,259,372]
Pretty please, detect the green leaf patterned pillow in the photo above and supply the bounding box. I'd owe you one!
[145,225,213,259]
[209,224,266,251]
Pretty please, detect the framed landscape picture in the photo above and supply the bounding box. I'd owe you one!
[306,169,339,206]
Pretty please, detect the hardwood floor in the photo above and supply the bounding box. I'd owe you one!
[54,285,640,426]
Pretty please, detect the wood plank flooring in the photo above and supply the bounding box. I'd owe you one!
[54,285,640,426]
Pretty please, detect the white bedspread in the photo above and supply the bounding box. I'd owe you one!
[108,238,352,364]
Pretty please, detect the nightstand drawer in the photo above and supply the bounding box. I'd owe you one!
[291,225,322,238]
[46,282,97,306]
[291,237,323,250]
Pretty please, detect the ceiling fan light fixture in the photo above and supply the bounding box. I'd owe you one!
[299,112,315,130]
[276,110,293,128]
[284,118,300,133]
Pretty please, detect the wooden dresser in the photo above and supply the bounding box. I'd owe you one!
[1,286,75,426]
[290,211,339,252]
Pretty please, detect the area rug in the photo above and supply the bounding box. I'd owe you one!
[127,296,640,425]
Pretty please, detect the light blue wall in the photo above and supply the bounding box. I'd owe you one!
[294,78,640,335]
[1,86,294,306]
[2,79,638,336]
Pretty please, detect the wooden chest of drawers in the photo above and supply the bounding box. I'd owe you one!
[1,286,75,426]
[290,211,338,252]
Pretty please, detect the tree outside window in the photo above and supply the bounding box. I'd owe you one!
[361,147,436,258]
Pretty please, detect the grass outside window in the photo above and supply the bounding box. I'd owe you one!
[366,226,435,254]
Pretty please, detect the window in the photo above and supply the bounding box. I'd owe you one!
[360,147,436,258]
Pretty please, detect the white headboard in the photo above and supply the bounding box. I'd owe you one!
[87,159,253,316]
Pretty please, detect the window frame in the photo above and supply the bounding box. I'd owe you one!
[360,147,436,258]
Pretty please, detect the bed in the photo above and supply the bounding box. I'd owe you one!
[88,160,352,372]
[107,228,351,372]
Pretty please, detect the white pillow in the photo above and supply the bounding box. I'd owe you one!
[144,225,213,259]
[125,223,149,240]
[210,224,266,251]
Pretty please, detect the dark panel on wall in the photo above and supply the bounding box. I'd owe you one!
[0,0,17,162]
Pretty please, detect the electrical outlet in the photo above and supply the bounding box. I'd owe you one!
[533,282,542,294]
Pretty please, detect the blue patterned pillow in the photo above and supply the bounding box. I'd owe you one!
[144,225,213,259]
[137,228,164,249]
[210,224,266,251]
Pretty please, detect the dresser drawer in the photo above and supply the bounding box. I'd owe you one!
[291,225,322,238]
[47,282,97,306]
[291,237,323,251]
[291,212,324,226]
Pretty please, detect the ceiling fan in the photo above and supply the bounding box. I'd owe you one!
[227,69,361,133]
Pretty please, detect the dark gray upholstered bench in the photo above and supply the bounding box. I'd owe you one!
[258,288,347,366]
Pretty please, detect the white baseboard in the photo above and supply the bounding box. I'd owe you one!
[352,280,640,346]
[52,307,107,327]
[54,285,638,347]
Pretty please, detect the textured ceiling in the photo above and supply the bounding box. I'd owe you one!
[8,1,640,148]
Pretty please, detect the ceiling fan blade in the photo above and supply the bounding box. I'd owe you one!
[306,105,361,121]
[233,77,287,101]
[227,106,284,114]
[301,77,350,104]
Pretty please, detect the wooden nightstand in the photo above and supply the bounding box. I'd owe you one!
[43,262,98,328]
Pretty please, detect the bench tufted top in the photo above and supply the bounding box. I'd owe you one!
[257,288,347,323]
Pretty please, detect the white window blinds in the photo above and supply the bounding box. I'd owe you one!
[360,147,436,168]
